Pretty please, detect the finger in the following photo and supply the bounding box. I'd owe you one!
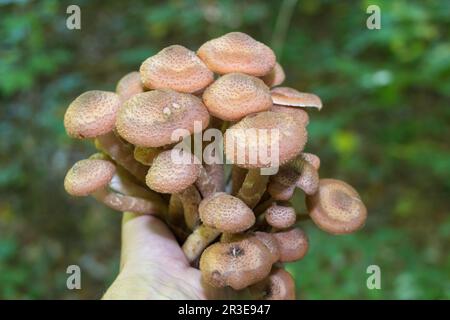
[119,212,189,271]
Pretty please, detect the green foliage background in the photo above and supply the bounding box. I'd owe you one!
[0,0,449,299]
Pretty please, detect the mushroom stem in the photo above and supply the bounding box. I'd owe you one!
[133,146,163,166]
[195,166,217,198]
[96,131,148,182]
[237,169,269,209]
[92,188,163,215]
[178,185,202,230]
[182,224,221,263]
[231,166,247,195]
[204,163,225,192]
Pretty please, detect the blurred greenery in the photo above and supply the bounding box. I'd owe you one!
[0,0,449,299]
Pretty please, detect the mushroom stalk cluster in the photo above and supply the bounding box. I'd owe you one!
[63,32,367,300]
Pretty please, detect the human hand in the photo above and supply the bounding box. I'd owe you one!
[102,212,251,300]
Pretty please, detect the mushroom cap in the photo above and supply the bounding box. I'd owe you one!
[199,238,273,290]
[271,87,322,110]
[253,231,281,264]
[295,161,319,195]
[64,159,116,196]
[202,73,272,121]
[199,192,255,233]
[115,71,145,103]
[265,203,297,229]
[197,32,276,76]
[225,111,307,169]
[273,228,309,262]
[261,62,285,87]
[267,167,298,201]
[270,104,309,127]
[306,179,367,235]
[301,152,320,170]
[145,150,201,194]
[262,268,296,300]
[140,45,214,93]
[64,90,121,139]
[116,89,210,147]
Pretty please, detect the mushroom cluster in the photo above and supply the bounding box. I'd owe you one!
[63,32,367,299]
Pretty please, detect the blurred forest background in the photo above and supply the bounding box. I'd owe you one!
[1,0,449,299]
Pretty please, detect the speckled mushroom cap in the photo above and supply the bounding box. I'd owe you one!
[225,111,307,168]
[115,71,145,103]
[271,87,322,110]
[262,268,296,300]
[64,90,121,139]
[306,179,367,235]
[265,203,297,229]
[261,62,285,87]
[295,161,319,195]
[64,159,116,196]
[202,73,272,121]
[273,228,309,262]
[199,238,273,290]
[197,32,276,76]
[145,150,201,194]
[116,89,210,147]
[301,152,321,170]
[199,192,255,233]
[267,167,298,201]
[140,45,214,93]
[270,104,309,127]
[253,232,280,264]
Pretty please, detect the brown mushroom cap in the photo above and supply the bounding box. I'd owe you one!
[202,73,272,121]
[262,268,296,300]
[140,45,214,93]
[306,179,367,235]
[145,150,201,194]
[295,161,319,195]
[225,111,307,169]
[197,32,276,76]
[271,87,322,110]
[199,192,255,233]
[261,62,285,87]
[270,104,309,127]
[265,203,297,229]
[115,71,145,103]
[64,159,116,196]
[116,89,210,147]
[273,228,309,262]
[301,152,321,170]
[267,167,298,201]
[64,90,121,139]
[199,238,273,290]
[253,231,281,264]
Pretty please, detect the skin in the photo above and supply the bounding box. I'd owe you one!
[103,212,252,300]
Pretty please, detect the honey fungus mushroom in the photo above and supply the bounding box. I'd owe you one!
[199,238,273,290]
[115,71,145,103]
[140,45,214,93]
[250,268,296,300]
[306,179,367,235]
[202,73,272,121]
[271,87,323,110]
[199,192,255,233]
[64,159,162,215]
[261,62,285,87]
[197,32,276,76]
[273,228,309,262]
[264,202,297,229]
[63,90,148,182]
[116,89,210,148]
